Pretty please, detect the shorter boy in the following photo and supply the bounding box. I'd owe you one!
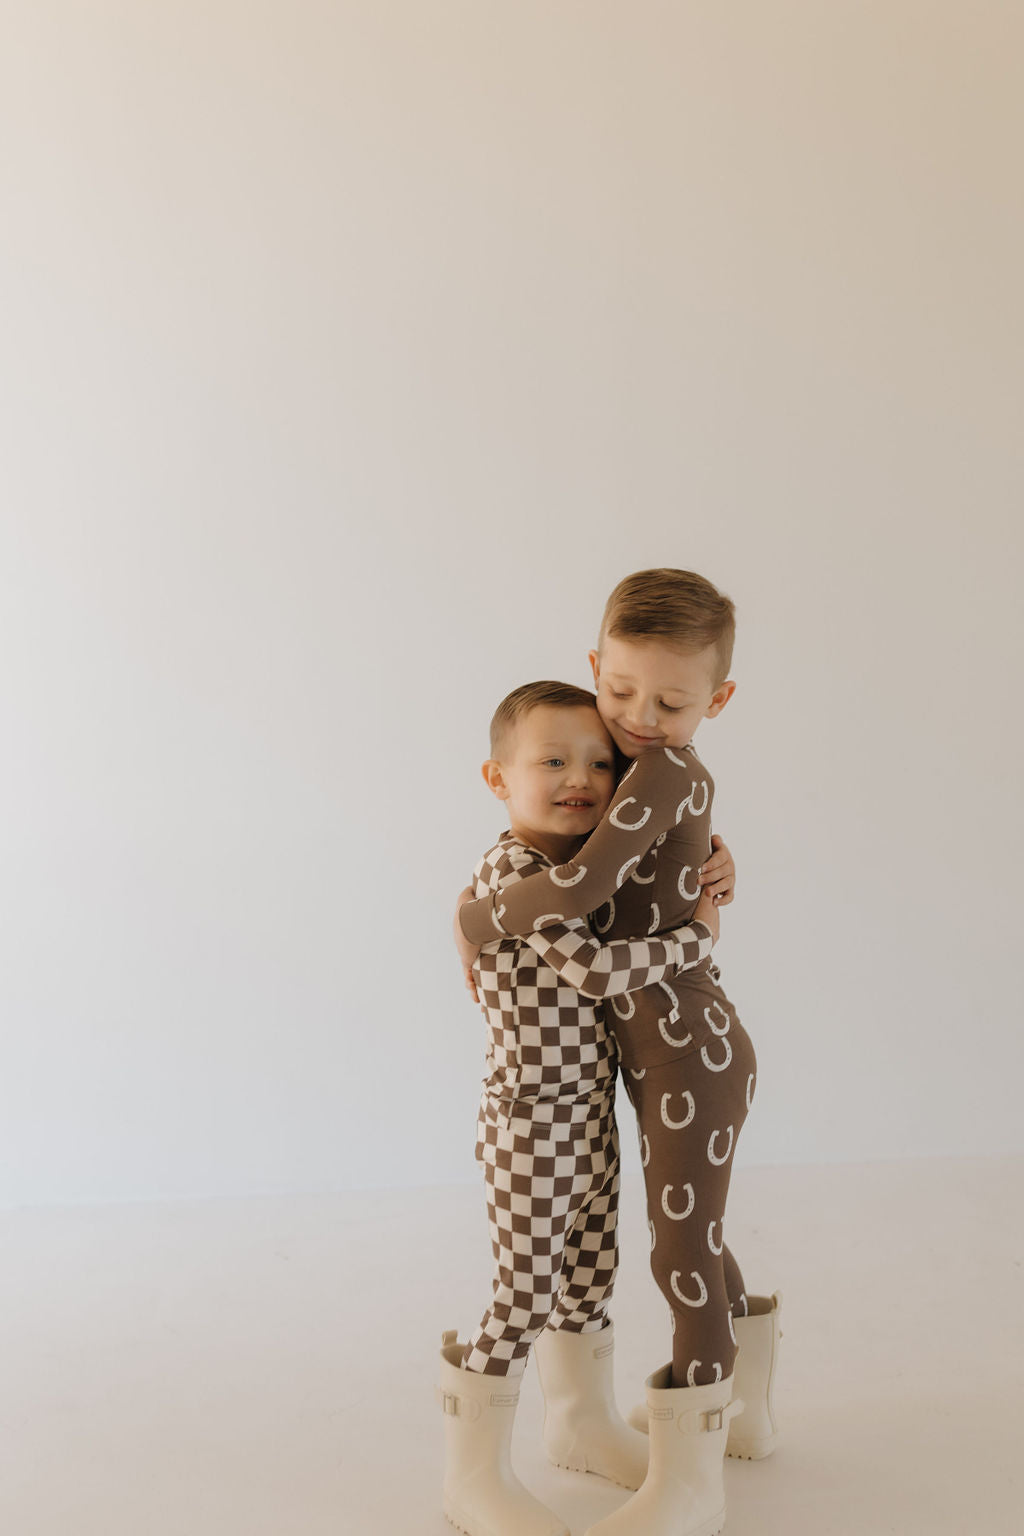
[437,681,721,1536]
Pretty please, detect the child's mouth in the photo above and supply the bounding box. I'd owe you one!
[556,799,594,809]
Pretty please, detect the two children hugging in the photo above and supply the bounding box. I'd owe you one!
[438,569,782,1536]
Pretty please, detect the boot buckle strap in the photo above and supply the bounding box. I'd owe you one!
[677,1397,744,1435]
[435,1388,482,1420]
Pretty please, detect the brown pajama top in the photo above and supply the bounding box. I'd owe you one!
[463,831,714,1377]
[459,741,759,1387]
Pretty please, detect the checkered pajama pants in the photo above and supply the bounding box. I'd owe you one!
[460,1107,620,1377]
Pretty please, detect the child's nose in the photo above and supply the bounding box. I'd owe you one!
[629,698,658,728]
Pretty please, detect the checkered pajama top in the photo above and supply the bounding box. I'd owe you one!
[472,831,713,1144]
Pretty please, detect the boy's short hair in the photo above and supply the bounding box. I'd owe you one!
[490,680,599,759]
[598,568,736,690]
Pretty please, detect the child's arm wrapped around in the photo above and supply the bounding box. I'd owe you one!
[521,894,719,1000]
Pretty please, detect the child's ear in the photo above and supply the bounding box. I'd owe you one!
[587,649,600,688]
[482,760,510,800]
[706,680,737,718]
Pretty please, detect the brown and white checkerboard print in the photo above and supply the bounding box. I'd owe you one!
[462,1112,621,1376]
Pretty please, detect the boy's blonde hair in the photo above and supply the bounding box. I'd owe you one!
[490,680,600,759]
[598,568,736,690]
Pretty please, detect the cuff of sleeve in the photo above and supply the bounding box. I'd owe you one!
[689,919,714,953]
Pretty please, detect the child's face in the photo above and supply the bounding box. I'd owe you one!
[589,636,734,757]
[485,705,617,849]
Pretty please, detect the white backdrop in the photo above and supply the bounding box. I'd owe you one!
[1,1,1021,1206]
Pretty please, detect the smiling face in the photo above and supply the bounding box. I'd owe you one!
[483,703,617,861]
[589,635,736,757]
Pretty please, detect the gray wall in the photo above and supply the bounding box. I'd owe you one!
[2,1,1020,1204]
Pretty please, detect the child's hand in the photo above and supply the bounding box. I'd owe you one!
[694,887,721,945]
[454,888,483,1003]
[698,834,735,906]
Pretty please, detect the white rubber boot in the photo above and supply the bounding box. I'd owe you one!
[728,1290,782,1459]
[585,1368,743,1536]
[436,1331,569,1536]
[532,1321,649,1490]
[626,1291,782,1461]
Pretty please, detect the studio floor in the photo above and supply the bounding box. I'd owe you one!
[1,1154,1021,1535]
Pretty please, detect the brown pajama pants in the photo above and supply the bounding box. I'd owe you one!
[618,970,757,1388]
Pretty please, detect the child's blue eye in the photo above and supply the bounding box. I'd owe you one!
[544,758,564,767]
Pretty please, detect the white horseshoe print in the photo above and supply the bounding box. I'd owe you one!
[670,1270,709,1308]
[670,1311,676,1334]
[660,1091,696,1130]
[593,898,616,934]
[746,1072,756,1110]
[677,865,702,900]
[675,780,710,823]
[708,1126,735,1166]
[704,1000,731,1036]
[648,1219,657,1252]
[631,860,656,884]
[647,902,661,934]
[611,992,636,1020]
[549,865,588,887]
[661,1183,695,1221]
[658,1017,693,1049]
[712,1363,723,1383]
[728,1311,737,1346]
[491,904,507,934]
[641,1134,651,1167]
[629,1067,647,1080]
[701,1035,733,1072]
[686,1360,702,1386]
[658,981,690,1046]
[609,797,652,831]
[707,1218,724,1255]
[616,855,642,885]
[664,746,693,768]
[532,914,565,930]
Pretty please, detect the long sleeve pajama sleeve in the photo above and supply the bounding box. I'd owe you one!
[522,918,713,1000]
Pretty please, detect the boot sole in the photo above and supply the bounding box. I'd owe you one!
[443,1501,481,1536]
[548,1455,641,1491]
[727,1436,777,1461]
